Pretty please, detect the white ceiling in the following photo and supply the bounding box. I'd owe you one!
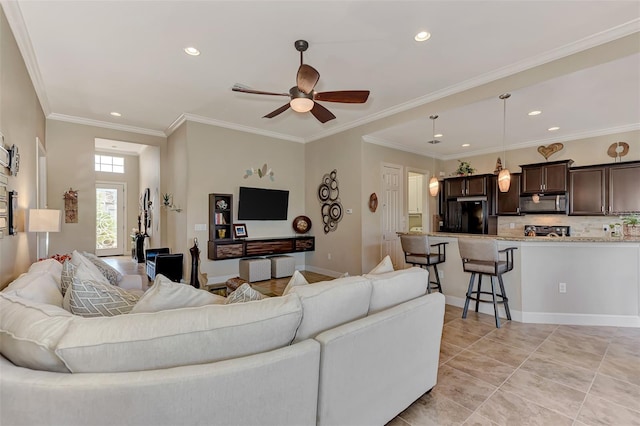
[4,1,640,159]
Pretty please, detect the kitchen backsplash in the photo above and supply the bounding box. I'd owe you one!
[497,215,628,237]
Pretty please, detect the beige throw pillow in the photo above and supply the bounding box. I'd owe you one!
[2,271,63,307]
[226,283,267,304]
[68,277,140,317]
[82,251,123,285]
[282,270,309,295]
[368,255,394,274]
[131,274,226,313]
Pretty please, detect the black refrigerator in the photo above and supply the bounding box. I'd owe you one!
[444,197,488,234]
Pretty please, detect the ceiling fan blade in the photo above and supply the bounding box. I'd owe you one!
[263,103,291,119]
[297,64,320,94]
[310,102,336,123]
[232,84,289,97]
[314,90,370,103]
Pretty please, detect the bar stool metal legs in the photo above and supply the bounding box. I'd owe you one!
[461,272,511,328]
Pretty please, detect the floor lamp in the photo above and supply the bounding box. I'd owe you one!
[28,209,61,259]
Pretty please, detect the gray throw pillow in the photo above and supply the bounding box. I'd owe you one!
[82,252,123,285]
[226,283,267,304]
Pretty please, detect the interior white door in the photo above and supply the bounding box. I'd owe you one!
[381,164,403,269]
[96,183,125,256]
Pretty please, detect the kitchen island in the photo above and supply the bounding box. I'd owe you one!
[401,232,640,327]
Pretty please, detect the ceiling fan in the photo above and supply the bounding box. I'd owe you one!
[232,40,370,123]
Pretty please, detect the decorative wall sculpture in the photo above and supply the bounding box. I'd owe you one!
[63,188,78,223]
[244,163,275,181]
[317,169,343,234]
[537,143,564,160]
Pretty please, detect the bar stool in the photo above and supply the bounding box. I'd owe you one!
[458,238,516,328]
[400,234,448,293]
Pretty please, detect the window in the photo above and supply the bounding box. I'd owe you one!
[95,155,124,173]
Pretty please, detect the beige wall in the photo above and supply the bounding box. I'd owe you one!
[0,6,46,288]
[440,130,640,177]
[139,145,161,248]
[164,122,188,275]
[45,120,166,256]
[178,121,306,283]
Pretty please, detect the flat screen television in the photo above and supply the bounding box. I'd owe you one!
[237,186,289,220]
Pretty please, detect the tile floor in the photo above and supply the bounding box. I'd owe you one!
[388,305,640,426]
[104,257,640,425]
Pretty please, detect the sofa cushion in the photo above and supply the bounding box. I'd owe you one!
[226,283,267,304]
[368,255,394,274]
[282,270,309,295]
[82,252,123,285]
[364,267,429,313]
[0,293,73,373]
[131,274,225,313]
[67,277,141,317]
[288,276,372,343]
[28,258,63,286]
[2,271,63,307]
[55,293,303,373]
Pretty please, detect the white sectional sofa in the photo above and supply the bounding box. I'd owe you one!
[0,260,445,426]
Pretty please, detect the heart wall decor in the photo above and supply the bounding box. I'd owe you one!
[537,143,564,160]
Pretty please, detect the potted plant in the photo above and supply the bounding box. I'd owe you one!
[454,160,476,176]
[621,214,640,237]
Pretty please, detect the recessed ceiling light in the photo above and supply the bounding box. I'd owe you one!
[184,47,200,56]
[462,143,470,147]
[110,112,121,117]
[434,133,443,138]
[548,126,560,131]
[528,110,542,116]
[414,31,431,42]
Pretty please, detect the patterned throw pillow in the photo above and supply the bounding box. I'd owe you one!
[60,260,77,296]
[82,252,123,285]
[226,283,267,304]
[68,276,140,317]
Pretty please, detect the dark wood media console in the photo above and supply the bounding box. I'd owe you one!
[208,236,315,260]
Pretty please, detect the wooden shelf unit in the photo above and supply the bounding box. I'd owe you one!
[207,236,315,260]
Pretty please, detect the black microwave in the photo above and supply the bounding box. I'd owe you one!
[519,194,567,214]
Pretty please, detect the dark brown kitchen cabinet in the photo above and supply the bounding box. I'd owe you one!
[496,173,521,215]
[521,160,573,194]
[445,175,487,198]
[609,162,640,213]
[569,161,640,215]
[569,167,606,215]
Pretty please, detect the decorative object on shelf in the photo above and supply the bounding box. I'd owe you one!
[454,160,475,177]
[368,193,378,212]
[233,223,248,238]
[317,169,343,234]
[215,199,228,210]
[494,157,503,174]
[63,188,78,223]
[498,93,511,192]
[428,114,440,197]
[293,215,312,234]
[244,163,275,181]
[621,214,640,237]
[537,142,564,160]
[217,229,227,238]
[189,238,201,289]
[607,141,629,162]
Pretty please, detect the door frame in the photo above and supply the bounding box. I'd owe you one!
[95,181,127,256]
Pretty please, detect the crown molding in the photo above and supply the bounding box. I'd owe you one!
[177,113,305,143]
[47,113,166,137]
[1,0,51,116]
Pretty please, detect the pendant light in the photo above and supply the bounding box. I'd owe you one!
[498,93,511,192]
[428,114,440,197]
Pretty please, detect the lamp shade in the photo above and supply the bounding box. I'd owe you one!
[28,209,61,233]
[498,169,511,192]
[429,176,439,197]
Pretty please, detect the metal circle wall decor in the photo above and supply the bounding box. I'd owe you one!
[318,169,343,234]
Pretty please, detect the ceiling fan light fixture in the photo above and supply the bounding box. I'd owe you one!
[290,97,314,113]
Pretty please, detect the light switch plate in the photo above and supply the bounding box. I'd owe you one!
[194,224,207,231]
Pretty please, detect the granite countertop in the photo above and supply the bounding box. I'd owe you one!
[399,231,640,243]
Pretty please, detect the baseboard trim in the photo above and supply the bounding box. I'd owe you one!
[445,295,640,327]
[303,265,342,278]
